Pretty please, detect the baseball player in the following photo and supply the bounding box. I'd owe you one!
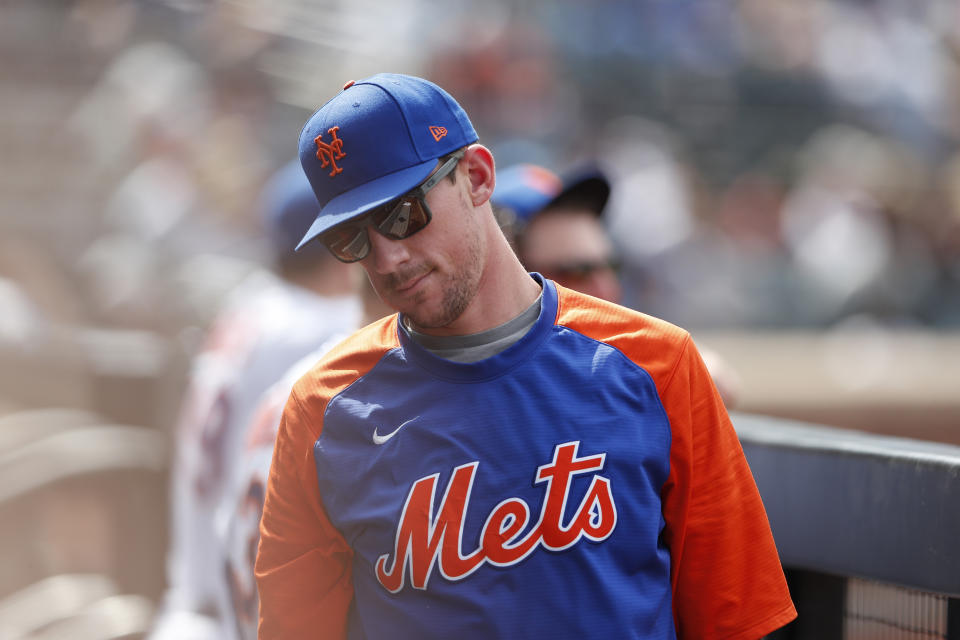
[256,73,796,639]
[148,160,362,639]
[214,276,391,640]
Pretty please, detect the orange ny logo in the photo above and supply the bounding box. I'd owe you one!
[315,126,346,177]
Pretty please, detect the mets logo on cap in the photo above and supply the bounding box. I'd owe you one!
[314,126,346,177]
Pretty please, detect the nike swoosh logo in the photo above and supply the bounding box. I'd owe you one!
[372,417,419,445]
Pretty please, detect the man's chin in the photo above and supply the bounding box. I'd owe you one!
[402,303,463,333]
[403,311,445,332]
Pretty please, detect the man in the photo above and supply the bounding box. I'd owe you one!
[492,163,621,304]
[150,160,362,640]
[256,73,796,639]
[216,275,391,640]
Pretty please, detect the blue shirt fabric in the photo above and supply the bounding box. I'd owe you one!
[314,277,675,639]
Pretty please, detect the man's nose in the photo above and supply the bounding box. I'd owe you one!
[366,225,411,273]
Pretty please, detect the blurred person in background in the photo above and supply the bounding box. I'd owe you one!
[255,72,793,639]
[594,116,802,331]
[492,162,741,406]
[778,124,939,327]
[68,40,277,336]
[149,161,362,640]
[493,163,621,303]
[215,276,391,640]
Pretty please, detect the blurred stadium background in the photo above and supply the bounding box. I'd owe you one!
[1,0,959,638]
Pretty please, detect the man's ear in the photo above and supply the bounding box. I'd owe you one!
[461,144,495,207]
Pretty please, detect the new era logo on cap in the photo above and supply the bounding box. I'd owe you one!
[295,73,478,251]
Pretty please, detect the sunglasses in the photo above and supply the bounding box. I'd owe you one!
[320,151,464,263]
[538,258,621,282]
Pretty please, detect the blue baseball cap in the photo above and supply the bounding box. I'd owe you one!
[492,163,610,225]
[490,164,563,222]
[259,158,323,253]
[296,73,479,250]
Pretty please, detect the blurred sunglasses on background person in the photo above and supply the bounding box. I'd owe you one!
[321,151,464,263]
[536,257,620,283]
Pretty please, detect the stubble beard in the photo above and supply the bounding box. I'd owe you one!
[405,228,484,330]
[407,270,475,329]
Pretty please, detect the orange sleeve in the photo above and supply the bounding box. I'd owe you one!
[255,390,353,640]
[255,318,398,640]
[659,336,797,640]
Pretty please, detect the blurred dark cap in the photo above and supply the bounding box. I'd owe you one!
[492,163,611,225]
[259,159,322,254]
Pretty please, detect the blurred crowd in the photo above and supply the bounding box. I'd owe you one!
[2,0,960,637]
[3,0,960,346]
[427,2,960,330]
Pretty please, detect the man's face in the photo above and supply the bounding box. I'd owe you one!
[360,164,487,330]
[520,207,622,303]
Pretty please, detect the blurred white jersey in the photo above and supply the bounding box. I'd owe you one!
[149,270,361,640]
[212,335,347,640]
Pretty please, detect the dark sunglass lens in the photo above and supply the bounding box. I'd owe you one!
[322,224,369,262]
[380,201,412,237]
[379,198,430,240]
[369,198,399,227]
[405,199,430,234]
[340,230,370,260]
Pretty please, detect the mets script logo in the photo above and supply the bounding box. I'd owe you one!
[375,441,617,593]
[314,126,346,177]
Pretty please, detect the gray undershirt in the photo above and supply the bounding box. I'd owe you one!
[404,291,544,363]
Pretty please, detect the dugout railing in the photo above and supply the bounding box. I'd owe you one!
[732,412,960,640]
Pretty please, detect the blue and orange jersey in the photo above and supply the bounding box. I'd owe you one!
[255,277,796,639]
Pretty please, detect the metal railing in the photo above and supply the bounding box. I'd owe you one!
[733,412,960,640]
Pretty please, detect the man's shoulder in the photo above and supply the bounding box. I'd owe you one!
[554,286,691,388]
[290,314,400,406]
[555,286,689,348]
